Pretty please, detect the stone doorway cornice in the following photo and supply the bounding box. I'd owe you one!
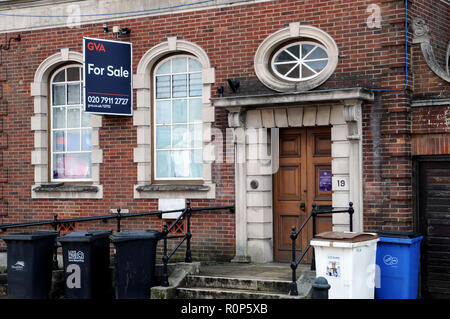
[212,87,374,130]
[212,87,374,109]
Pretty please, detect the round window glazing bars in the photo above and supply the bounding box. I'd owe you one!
[271,42,329,82]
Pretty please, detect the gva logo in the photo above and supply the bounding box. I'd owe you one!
[87,42,106,52]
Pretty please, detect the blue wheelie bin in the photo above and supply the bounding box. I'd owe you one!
[375,230,423,299]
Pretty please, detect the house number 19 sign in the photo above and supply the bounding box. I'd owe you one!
[333,176,349,191]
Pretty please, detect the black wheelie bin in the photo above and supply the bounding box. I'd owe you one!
[57,230,112,299]
[1,230,58,299]
[110,230,162,299]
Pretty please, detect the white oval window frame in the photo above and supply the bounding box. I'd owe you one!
[254,23,339,92]
[271,41,329,82]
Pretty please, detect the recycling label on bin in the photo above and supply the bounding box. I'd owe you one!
[11,261,25,271]
[68,250,85,263]
[383,254,399,267]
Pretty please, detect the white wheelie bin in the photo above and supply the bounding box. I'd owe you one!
[310,231,379,299]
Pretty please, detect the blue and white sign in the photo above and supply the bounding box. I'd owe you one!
[83,37,133,116]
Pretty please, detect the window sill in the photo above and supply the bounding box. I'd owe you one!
[31,183,103,199]
[134,183,215,199]
[136,184,210,192]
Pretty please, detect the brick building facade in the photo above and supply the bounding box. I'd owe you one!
[0,0,448,298]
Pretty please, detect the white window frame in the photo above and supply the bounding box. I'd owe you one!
[49,64,93,183]
[254,23,339,92]
[271,41,329,82]
[153,55,203,181]
[30,49,103,199]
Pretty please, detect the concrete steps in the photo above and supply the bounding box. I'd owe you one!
[176,270,315,299]
[184,275,292,293]
[177,286,297,299]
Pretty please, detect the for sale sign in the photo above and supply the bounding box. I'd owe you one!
[83,37,133,116]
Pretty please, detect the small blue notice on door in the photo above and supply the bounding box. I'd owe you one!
[319,170,332,192]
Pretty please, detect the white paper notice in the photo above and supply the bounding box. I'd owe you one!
[158,198,186,219]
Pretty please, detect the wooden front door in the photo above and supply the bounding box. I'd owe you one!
[273,127,332,262]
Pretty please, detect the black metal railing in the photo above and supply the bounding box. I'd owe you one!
[160,200,234,286]
[0,200,234,287]
[289,202,354,296]
[0,208,173,232]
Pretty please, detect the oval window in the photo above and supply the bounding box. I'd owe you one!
[271,42,329,81]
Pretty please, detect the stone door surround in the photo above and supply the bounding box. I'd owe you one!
[213,87,374,263]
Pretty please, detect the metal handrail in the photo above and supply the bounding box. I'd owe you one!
[160,200,234,287]
[289,202,354,296]
[0,200,234,288]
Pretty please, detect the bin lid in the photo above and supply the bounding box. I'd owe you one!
[0,230,59,241]
[313,231,379,243]
[57,230,112,243]
[377,230,422,239]
[110,230,162,243]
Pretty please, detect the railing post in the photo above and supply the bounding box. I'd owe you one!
[289,226,298,296]
[185,200,192,263]
[52,214,58,231]
[348,202,354,232]
[52,214,59,270]
[311,204,317,237]
[116,208,122,232]
[162,222,169,287]
[311,204,317,271]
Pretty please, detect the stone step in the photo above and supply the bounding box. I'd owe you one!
[177,286,305,299]
[178,268,316,299]
[184,275,292,294]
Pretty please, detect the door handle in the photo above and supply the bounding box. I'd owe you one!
[300,202,305,211]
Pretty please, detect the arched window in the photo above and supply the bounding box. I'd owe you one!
[153,55,203,180]
[50,64,92,181]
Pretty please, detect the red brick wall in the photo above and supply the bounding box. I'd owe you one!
[362,93,414,232]
[0,0,447,258]
[409,0,450,158]
[412,104,450,155]
[412,105,450,134]
[362,0,450,233]
[412,133,450,155]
